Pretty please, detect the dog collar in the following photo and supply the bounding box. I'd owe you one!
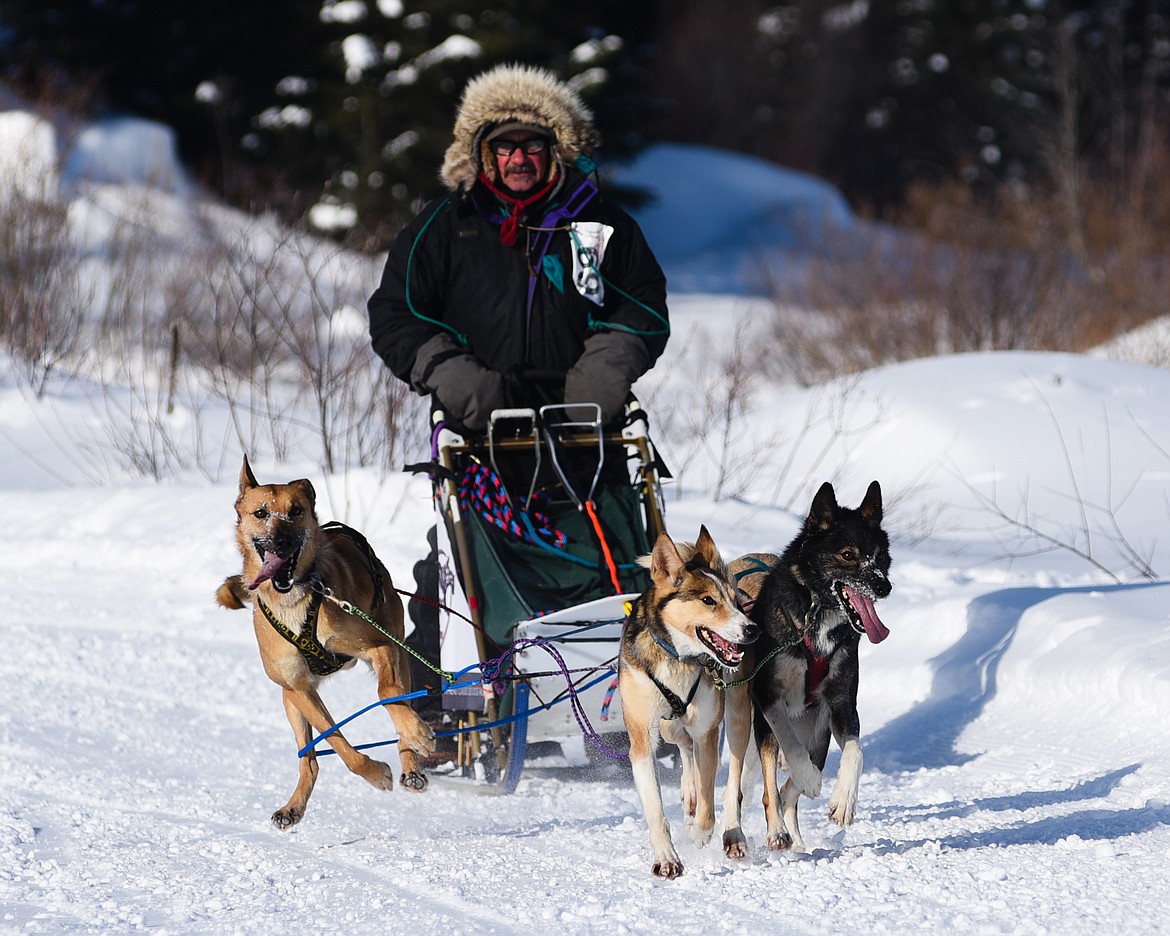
[258,593,352,677]
[651,632,680,660]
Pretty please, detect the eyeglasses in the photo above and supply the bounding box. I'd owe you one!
[488,137,550,157]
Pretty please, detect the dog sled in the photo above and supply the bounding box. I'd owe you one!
[408,400,668,792]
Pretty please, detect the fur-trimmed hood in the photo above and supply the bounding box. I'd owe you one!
[440,64,600,193]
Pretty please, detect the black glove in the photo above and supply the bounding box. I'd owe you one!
[502,367,567,411]
[563,331,650,425]
[411,334,506,433]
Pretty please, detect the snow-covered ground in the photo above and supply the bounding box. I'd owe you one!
[2,106,1170,935]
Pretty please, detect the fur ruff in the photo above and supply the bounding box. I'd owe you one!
[440,63,600,192]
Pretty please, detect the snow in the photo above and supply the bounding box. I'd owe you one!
[0,111,58,202]
[604,143,855,295]
[2,105,1170,935]
[62,118,193,196]
[341,34,380,83]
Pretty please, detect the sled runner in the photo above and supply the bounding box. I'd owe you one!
[415,400,668,792]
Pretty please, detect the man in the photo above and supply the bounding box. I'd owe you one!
[368,63,670,435]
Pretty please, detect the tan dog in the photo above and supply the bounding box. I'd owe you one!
[216,456,435,829]
[618,527,758,878]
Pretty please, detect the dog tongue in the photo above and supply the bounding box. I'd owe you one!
[845,586,890,644]
[247,551,288,590]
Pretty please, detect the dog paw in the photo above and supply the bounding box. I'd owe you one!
[358,758,396,792]
[215,575,249,610]
[408,720,437,756]
[765,825,793,851]
[652,858,684,879]
[271,806,303,830]
[688,823,714,849]
[401,770,428,792]
[827,793,856,827]
[722,829,748,860]
[789,759,823,800]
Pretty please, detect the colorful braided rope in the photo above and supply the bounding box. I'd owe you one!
[459,461,567,549]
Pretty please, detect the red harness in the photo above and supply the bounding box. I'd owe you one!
[802,634,829,707]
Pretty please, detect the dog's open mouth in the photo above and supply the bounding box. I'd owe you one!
[248,542,301,593]
[837,583,890,644]
[697,626,745,667]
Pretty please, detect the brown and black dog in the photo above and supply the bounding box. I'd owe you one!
[216,455,435,828]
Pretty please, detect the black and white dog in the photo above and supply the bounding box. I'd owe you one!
[726,481,892,852]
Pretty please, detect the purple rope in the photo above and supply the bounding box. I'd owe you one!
[430,419,447,460]
[482,637,628,760]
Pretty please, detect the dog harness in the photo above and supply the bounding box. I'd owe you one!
[802,634,829,707]
[319,521,387,606]
[650,671,702,720]
[762,602,830,708]
[648,632,703,719]
[255,522,390,678]
[258,592,352,677]
[732,556,776,614]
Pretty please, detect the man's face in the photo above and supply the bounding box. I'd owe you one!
[489,132,551,195]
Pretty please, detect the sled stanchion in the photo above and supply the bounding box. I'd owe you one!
[437,422,510,779]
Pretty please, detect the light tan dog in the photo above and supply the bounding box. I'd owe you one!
[618,527,759,878]
[216,456,435,829]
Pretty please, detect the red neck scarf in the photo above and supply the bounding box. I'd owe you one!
[478,171,558,247]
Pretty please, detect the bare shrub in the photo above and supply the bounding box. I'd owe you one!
[171,231,298,463]
[952,387,1165,583]
[1,166,425,482]
[0,189,88,395]
[259,232,418,473]
[645,308,891,508]
[645,310,774,501]
[767,174,1170,384]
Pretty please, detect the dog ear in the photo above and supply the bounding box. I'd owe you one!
[292,479,317,510]
[859,480,883,523]
[239,455,259,495]
[809,481,839,529]
[694,525,721,570]
[650,532,685,586]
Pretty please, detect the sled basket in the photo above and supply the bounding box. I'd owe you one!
[419,401,667,791]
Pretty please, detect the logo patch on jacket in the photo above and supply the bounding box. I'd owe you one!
[570,221,613,306]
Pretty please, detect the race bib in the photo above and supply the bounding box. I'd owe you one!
[570,221,613,306]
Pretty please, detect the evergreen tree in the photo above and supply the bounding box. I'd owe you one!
[821,0,1170,210]
[264,0,660,248]
[0,0,659,249]
[0,0,322,196]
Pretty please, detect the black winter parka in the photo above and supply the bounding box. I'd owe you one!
[368,168,669,427]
